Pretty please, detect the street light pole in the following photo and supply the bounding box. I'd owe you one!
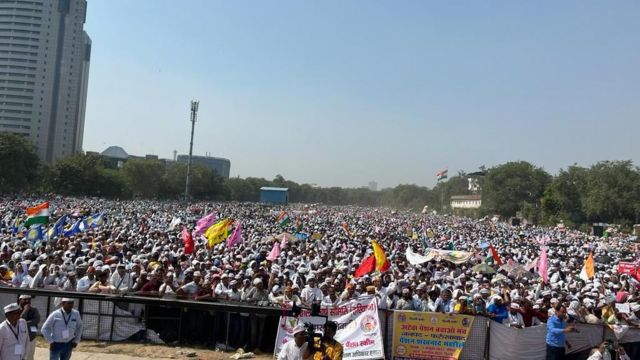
[184,100,199,201]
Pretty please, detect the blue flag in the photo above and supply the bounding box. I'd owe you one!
[25,225,43,242]
[46,215,69,240]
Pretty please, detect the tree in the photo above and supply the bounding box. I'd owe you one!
[0,132,40,193]
[121,158,166,198]
[50,153,127,197]
[580,161,640,224]
[541,165,588,226]
[482,161,552,217]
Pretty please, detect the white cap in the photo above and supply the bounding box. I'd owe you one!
[3,303,20,314]
[61,298,75,303]
[292,324,306,335]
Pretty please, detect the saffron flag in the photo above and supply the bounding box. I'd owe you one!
[489,244,503,266]
[579,253,595,281]
[342,222,351,238]
[182,226,194,255]
[204,218,232,248]
[25,202,49,227]
[227,222,243,248]
[436,169,448,181]
[276,211,290,228]
[194,212,216,237]
[538,246,549,283]
[354,255,376,278]
[372,240,390,272]
[267,241,281,261]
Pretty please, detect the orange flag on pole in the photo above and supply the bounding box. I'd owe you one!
[579,253,595,281]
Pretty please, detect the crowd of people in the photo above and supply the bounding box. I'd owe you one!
[1,197,640,355]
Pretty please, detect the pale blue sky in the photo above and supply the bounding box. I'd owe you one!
[83,1,640,188]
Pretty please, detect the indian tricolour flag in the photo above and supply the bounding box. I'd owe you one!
[276,211,290,228]
[436,169,448,181]
[25,202,49,227]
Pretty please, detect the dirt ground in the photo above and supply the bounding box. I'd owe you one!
[35,338,274,360]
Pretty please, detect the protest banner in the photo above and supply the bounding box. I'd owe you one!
[274,296,384,359]
[392,311,474,360]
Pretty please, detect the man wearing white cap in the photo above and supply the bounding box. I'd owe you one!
[41,298,83,360]
[0,302,29,360]
[277,323,309,360]
[300,276,323,307]
[505,303,525,328]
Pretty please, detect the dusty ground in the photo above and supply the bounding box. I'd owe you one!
[35,338,274,360]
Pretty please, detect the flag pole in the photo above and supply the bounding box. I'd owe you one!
[184,100,199,202]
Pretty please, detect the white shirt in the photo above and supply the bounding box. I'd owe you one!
[110,272,133,292]
[214,282,230,296]
[159,284,177,299]
[300,286,323,304]
[41,308,83,344]
[504,312,525,328]
[277,338,308,360]
[76,276,96,292]
[0,319,29,360]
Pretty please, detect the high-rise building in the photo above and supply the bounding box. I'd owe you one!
[0,0,91,163]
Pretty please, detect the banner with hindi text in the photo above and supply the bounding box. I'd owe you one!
[392,311,474,360]
[274,296,384,360]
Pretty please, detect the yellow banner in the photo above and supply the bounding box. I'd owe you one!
[392,311,474,360]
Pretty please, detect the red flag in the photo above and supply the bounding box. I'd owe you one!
[489,244,503,266]
[354,255,376,278]
[182,226,194,255]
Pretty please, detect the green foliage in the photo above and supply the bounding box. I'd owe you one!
[121,158,166,198]
[50,153,127,197]
[2,140,639,226]
[482,161,552,217]
[0,132,40,193]
[579,161,640,223]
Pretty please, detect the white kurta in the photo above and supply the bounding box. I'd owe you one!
[0,319,29,360]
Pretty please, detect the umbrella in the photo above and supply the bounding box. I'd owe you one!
[275,232,297,242]
[472,263,496,274]
[265,232,297,243]
[509,266,533,279]
[499,263,517,273]
[491,274,508,284]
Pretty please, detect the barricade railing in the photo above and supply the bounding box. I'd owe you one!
[0,287,283,350]
[2,286,640,359]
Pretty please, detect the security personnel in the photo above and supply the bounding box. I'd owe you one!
[41,298,83,360]
[0,303,29,360]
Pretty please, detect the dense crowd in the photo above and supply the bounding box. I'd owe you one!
[1,197,640,337]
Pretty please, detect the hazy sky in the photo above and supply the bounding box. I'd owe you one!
[83,1,640,188]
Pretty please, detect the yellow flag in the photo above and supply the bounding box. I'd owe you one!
[205,219,232,248]
[371,240,390,272]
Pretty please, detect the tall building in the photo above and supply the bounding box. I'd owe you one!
[0,0,91,163]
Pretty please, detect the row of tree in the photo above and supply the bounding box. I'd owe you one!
[1,133,639,226]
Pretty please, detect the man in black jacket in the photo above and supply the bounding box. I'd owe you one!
[19,294,40,360]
